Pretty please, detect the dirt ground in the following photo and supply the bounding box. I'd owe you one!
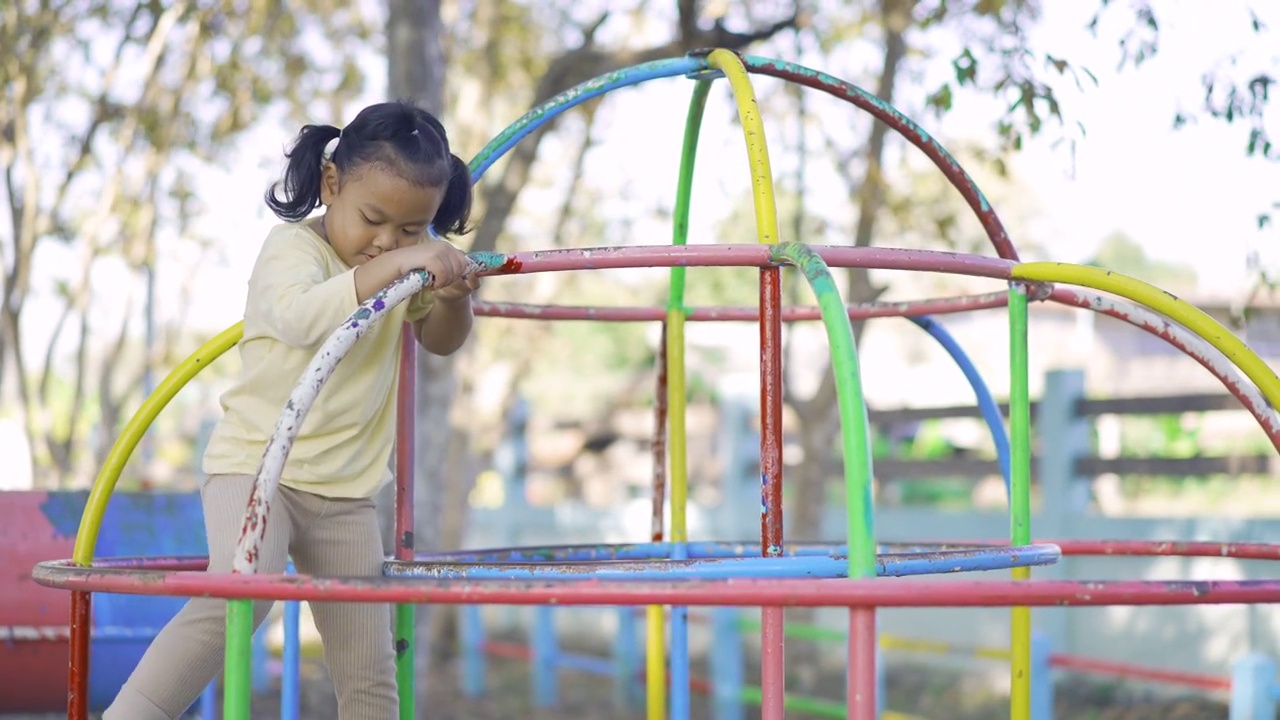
[7,648,1239,720]
[240,656,1236,720]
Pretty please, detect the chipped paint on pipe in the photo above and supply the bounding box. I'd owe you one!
[478,244,1015,279]
[1049,287,1280,452]
[473,291,1010,322]
[31,559,1280,608]
[651,321,669,543]
[232,256,504,574]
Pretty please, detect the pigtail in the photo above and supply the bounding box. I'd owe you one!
[430,153,475,237]
[264,124,342,221]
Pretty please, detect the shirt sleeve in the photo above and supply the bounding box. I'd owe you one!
[246,227,359,348]
[404,288,435,323]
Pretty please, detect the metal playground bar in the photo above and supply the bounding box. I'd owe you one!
[30,49,1280,720]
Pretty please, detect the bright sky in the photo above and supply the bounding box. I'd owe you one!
[20,1,1280,358]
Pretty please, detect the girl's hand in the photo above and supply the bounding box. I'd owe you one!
[395,240,470,290]
[434,274,482,303]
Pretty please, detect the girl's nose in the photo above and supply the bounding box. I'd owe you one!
[372,232,397,251]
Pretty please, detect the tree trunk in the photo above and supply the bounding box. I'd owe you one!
[385,0,472,702]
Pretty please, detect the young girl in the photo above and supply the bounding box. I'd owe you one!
[104,100,479,720]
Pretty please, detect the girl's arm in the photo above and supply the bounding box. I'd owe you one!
[413,294,474,356]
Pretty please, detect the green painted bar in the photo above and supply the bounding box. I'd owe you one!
[223,598,253,720]
[396,603,415,720]
[770,242,875,578]
[741,684,846,718]
[736,616,845,644]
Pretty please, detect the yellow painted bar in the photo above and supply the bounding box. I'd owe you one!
[1011,262,1280,408]
[878,634,1012,661]
[705,49,781,246]
[73,321,244,565]
[646,605,666,720]
[1010,567,1032,720]
[666,310,688,543]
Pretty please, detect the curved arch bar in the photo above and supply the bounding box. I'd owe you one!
[31,558,1280,607]
[909,316,1012,494]
[472,291,1011,322]
[1018,262,1280,410]
[468,56,707,182]
[1049,287,1280,451]
[743,56,1019,263]
[380,543,1061,581]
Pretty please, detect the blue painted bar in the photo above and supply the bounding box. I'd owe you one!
[281,596,301,720]
[710,607,745,720]
[614,606,640,710]
[532,605,558,707]
[199,681,216,718]
[469,57,707,182]
[1030,630,1054,720]
[386,543,1060,581]
[1229,652,1276,720]
[908,315,1012,495]
[461,605,486,698]
[670,541,691,720]
[407,539,1053,563]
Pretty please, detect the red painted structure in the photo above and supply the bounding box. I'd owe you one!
[1,492,75,713]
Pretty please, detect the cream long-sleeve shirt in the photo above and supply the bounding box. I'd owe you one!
[202,222,434,498]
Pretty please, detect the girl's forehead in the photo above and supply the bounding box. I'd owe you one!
[345,165,443,218]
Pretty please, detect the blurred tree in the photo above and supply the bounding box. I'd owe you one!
[0,0,370,486]
[1087,231,1198,292]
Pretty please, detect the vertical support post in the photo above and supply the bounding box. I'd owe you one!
[282,592,301,720]
[223,597,254,720]
[1035,368,1088,654]
[461,605,486,698]
[710,607,745,720]
[1008,283,1033,720]
[68,590,91,720]
[615,606,640,711]
[1029,631,1054,720]
[532,605,558,708]
[647,321,669,720]
[394,323,417,720]
[758,264,786,720]
[1229,653,1276,720]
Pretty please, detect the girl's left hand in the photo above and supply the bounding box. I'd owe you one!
[434,274,482,302]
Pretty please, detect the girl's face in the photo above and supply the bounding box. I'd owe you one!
[318,162,444,268]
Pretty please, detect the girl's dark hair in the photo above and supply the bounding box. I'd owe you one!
[265,100,474,236]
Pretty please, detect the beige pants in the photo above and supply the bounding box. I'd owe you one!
[103,474,397,720]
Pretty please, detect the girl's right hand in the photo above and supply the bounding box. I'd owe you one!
[395,240,469,290]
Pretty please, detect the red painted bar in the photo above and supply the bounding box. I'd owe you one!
[1049,653,1232,692]
[34,564,1280,607]
[68,590,89,720]
[745,58,1020,262]
[483,640,533,661]
[472,290,1010,323]
[848,608,877,719]
[395,324,416,561]
[758,266,785,720]
[481,244,1015,280]
[651,321,669,544]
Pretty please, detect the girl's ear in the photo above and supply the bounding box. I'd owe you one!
[319,163,340,206]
